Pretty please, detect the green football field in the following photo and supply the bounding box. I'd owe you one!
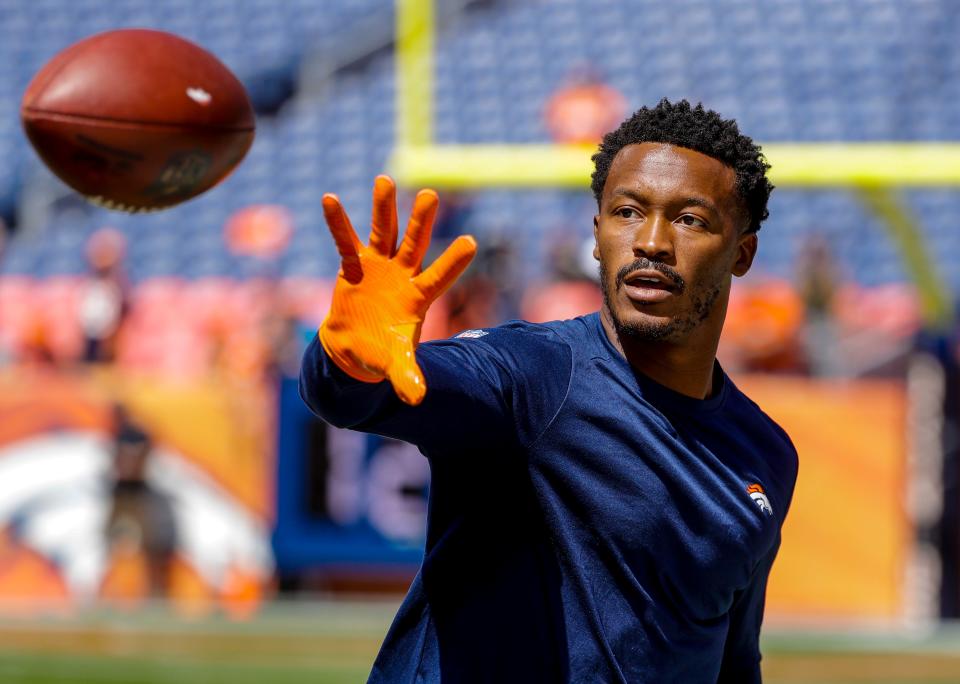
[0,602,958,683]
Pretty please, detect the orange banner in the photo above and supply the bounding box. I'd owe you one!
[738,375,909,622]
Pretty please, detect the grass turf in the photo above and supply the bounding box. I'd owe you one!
[0,603,958,683]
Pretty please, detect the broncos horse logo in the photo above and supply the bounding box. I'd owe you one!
[746,483,773,517]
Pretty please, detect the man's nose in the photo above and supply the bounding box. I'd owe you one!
[632,215,674,262]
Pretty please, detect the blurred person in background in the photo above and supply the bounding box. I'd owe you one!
[265,311,311,380]
[521,226,602,323]
[719,280,805,374]
[301,99,797,683]
[430,193,515,335]
[79,228,129,364]
[20,321,57,367]
[797,233,841,376]
[443,237,519,336]
[104,405,177,600]
[431,191,475,243]
[544,64,627,145]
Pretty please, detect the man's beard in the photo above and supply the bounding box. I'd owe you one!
[599,257,722,343]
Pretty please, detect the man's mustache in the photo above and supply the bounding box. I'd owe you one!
[615,259,685,293]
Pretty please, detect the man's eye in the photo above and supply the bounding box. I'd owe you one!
[617,207,638,219]
[677,214,707,228]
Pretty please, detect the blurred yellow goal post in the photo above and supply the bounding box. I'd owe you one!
[387,0,960,327]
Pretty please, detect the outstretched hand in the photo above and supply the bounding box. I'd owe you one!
[318,175,477,405]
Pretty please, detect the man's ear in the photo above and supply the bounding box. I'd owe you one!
[592,215,600,261]
[732,233,758,277]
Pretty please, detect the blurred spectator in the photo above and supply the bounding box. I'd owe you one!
[224,204,293,260]
[21,320,57,367]
[720,280,805,374]
[521,229,602,323]
[797,234,842,375]
[432,192,476,242]
[104,405,177,600]
[544,65,627,145]
[445,272,499,334]
[79,228,129,363]
[262,283,310,379]
[444,237,519,334]
[522,278,602,324]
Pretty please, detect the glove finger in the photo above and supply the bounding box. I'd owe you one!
[395,189,439,272]
[370,175,399,257]
[413,235,477,302]
[387,347,427,406]
[322,194,363,283]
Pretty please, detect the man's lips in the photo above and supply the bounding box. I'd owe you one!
[621,269,678,303]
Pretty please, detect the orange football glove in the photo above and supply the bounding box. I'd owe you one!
[318,175,477,406]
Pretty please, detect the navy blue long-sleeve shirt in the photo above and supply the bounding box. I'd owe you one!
[299,312,798,683]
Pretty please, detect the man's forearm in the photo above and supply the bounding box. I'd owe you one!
[299,335,396,430]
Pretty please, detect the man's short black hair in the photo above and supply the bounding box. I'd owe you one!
[591,98,773,234]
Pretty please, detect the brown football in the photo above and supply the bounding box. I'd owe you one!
[21,29,255,212]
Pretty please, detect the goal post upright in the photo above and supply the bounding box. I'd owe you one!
[395,0,434,148]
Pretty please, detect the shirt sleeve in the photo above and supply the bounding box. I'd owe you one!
[298,323,572,455]
[716,539,779,684]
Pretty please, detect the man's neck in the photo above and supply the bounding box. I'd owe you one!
[599,308,720,400]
